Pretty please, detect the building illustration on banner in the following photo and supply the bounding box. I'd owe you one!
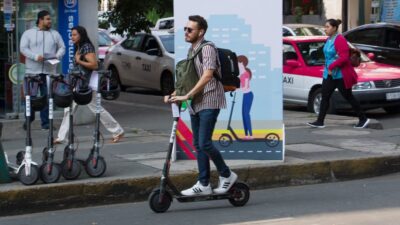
[175,14,284,160]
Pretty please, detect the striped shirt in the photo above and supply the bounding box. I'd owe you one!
[190,38,226,113]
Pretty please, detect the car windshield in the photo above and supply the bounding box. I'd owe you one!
[292,27,325,36]
[98,31,113,46]
[159,34,174,53]
[297,41,370,66]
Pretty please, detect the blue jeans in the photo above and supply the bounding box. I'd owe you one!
[25,74,49,128]
[190,109,230,186]
[242,92,253,136]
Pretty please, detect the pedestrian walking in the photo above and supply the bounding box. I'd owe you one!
[307,19,370,129]
[54,26,124,144]
[168,15,237,196]
[20,10,66,130]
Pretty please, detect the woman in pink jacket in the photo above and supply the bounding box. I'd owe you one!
[307,19,369,129]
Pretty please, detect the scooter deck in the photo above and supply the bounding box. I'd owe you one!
[175,192,231,203]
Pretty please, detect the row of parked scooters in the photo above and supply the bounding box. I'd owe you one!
[4,69,120,185]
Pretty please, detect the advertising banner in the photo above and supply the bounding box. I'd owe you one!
[174,0,284,160]
[58,0,79,74]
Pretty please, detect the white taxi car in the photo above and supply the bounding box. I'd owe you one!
[103,32,174,94]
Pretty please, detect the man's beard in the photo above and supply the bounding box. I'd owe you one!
[186,35,199,44]
[43,23,51,30]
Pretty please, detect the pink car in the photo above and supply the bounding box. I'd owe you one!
[283,36,400,114]
[98,29,116,61]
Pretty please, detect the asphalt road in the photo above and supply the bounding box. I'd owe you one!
[1,173,400,225]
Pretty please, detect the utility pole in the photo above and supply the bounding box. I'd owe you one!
[342,0,348,32]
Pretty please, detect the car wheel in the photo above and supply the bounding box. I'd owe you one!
[160,72,174,95]
[110,66,126,91]
[383,106,400,114]
[307,88,336,115]
[308,88,322,114]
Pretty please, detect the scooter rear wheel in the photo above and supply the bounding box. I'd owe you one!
[265,133,280,147]
[61,159,82,180]
[228,182,250,207]
[85,155,107,177]
[40,163,61,183]
[18,164,40,185]
[148,188,172,213]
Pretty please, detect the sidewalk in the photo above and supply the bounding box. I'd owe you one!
[1,98,400,216]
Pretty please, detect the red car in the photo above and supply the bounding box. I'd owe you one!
[283,36,400,114]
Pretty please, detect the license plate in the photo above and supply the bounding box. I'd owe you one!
[386,92,400,100]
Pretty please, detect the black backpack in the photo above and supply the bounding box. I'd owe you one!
[199,41,240,92]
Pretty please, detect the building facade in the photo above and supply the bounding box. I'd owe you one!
[284,0,399,31]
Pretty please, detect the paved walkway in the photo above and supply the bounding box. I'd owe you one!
[1,97,399,216]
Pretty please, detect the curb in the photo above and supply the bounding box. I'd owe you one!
[1,155,400,216]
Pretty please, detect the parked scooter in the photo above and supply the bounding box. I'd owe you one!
[60,70,92,180]
[15,74,47,185]
[83,69,120,177]
[148,103,250,213]
[40,74,72,183]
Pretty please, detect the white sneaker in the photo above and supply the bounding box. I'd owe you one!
[181,181,212,196]
[213,171,238,194]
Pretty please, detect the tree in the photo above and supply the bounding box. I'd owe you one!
[105,0,173,36]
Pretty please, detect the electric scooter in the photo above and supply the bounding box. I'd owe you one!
[40,74,62,183]
[148,103,250,213]
[16,74,44,185]
[218,92,280,148]
[60,71,84,180]
[84,70,109,177]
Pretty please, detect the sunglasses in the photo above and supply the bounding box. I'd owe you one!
[184,27,197,33]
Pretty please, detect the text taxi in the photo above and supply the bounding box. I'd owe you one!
[283,36,400,114]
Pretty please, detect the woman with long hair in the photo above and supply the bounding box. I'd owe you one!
[307,19,369,129]
[238,55,254,139]
[55,26,124,144]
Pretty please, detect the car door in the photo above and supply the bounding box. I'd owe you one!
[117,35,145,86]
[383,28,400,66]
[345,28,386,63]
[135,35,163,90]
[282,43,305,102]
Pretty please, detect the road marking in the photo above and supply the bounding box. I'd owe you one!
[221,217,294,225]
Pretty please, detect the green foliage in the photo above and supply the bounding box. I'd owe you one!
[98,19,110,30]
[106,0,173,36]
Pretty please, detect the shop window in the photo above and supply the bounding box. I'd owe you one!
[283,0,321,16]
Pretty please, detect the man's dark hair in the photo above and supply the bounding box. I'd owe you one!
[189,15,208,33]
[36,10,50,25]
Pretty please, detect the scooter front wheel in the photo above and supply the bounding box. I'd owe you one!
[18,164,40,185]
[40,163,61,183]
[16,151,25,166]
[228,182,250,207]
[219,133,233,147]
[42,147,49,162]
[85,155,107,177]
[61,159,82,180]
[148,188,172,213]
